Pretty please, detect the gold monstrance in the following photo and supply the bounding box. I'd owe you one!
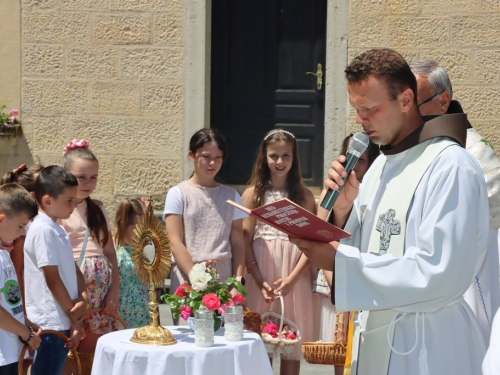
[129,199,176,345]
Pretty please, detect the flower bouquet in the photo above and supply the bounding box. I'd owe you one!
[162,260,247,331]
[0,106,21,136]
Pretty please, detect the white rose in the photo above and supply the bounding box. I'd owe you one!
[189,263,212,292]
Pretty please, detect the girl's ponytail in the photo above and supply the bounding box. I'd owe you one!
[86,197,109,248]
[1,171,15,185]
[1,164,44,192]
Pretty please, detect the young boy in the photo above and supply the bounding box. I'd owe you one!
[24,166,88,375]
[0,183,41,375]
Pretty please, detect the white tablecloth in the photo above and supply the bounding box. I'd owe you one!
[91,326,273,375]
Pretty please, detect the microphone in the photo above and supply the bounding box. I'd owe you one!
[320,132,370,211]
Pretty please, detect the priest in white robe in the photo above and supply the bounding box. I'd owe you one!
[410,59,500,341]
[291,49,489,375]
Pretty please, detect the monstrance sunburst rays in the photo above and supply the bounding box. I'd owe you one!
[129,198,176,346]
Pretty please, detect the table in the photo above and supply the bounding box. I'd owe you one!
[91,326,273,375]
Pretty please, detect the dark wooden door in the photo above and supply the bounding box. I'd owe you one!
[211,0,327,186]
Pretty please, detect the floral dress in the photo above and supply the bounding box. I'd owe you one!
[116,245,149,328]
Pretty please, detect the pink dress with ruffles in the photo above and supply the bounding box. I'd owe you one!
[244,191,318,360]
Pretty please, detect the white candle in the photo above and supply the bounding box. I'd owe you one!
[195,326,214,347]
[224,322,244,341]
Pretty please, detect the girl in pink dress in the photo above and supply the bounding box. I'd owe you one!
[61,140,119,359]
[242,129,317,375]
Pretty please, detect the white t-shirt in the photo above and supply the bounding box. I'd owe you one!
[24,212,78,331]
[0,249,25,366]
[163,186,247,220]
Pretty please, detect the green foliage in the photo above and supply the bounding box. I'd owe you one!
[162,260,247,321]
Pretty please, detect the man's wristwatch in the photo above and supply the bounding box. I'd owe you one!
[236,276,246,286]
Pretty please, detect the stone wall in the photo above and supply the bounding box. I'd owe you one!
[2,0,499,212]
[347,0,500,156]
[17,0,185,216]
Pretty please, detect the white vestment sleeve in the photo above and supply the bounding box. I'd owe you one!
[467,128,500,229]
[335,162,489,314]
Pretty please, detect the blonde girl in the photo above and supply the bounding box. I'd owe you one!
[164,128,246,324]
[114,198,149,328]
[242,129,317,375]
[61,139,119,356]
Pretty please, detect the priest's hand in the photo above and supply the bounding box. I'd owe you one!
[289,237,338,271]
[325,154,360,214]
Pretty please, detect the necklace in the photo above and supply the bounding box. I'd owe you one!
[270,189,286,202]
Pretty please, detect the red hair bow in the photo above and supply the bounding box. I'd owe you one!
[63,139,90,156]
[13,163,27,174]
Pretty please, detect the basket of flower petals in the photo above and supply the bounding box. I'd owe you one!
[260,292,300,354]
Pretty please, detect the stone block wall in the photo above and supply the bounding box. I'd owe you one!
[347,0,500,156]
[19,0,184,217]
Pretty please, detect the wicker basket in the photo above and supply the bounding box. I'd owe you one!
[67,308,128,375]
[302,311,349,366]
[18,330,81,375]
[302,341,346,365]
[261,292,300,355]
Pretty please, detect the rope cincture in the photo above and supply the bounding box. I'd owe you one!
[476,276,491,327]
[359,312,429,375]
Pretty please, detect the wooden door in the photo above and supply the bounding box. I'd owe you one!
[211,0,327,186]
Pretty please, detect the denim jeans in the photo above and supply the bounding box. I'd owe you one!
[0,362,18,375]
[31,330,70,375]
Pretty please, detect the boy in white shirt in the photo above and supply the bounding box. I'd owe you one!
[24,166,87,375]
[0,183,41,375]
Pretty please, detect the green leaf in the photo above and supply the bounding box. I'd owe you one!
[233,282,247,297]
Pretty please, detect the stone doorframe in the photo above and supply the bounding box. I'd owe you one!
[182,0,350,181]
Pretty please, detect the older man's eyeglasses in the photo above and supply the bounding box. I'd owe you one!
[418,91,444,106]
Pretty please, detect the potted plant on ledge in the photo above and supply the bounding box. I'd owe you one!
[0,105,21,136]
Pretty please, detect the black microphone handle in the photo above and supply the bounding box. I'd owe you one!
[320,153,360,211]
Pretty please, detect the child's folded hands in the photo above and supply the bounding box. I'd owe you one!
[65,322,83,349]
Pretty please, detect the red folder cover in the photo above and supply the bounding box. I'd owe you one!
[226,198,350,243]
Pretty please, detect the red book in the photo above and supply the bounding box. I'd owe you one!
[226,198,350,243]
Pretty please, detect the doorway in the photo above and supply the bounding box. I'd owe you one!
[210,1,327,187]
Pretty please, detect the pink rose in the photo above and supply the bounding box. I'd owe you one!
[174,284,186,297]
[217,300,235,316]
[180,306,192,321]
[8,109,18,116]
[202,293,221,311]
[233,294,245,304]
[262,322,279,337]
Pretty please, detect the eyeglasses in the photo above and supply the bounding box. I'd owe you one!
[418,91,443,106]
